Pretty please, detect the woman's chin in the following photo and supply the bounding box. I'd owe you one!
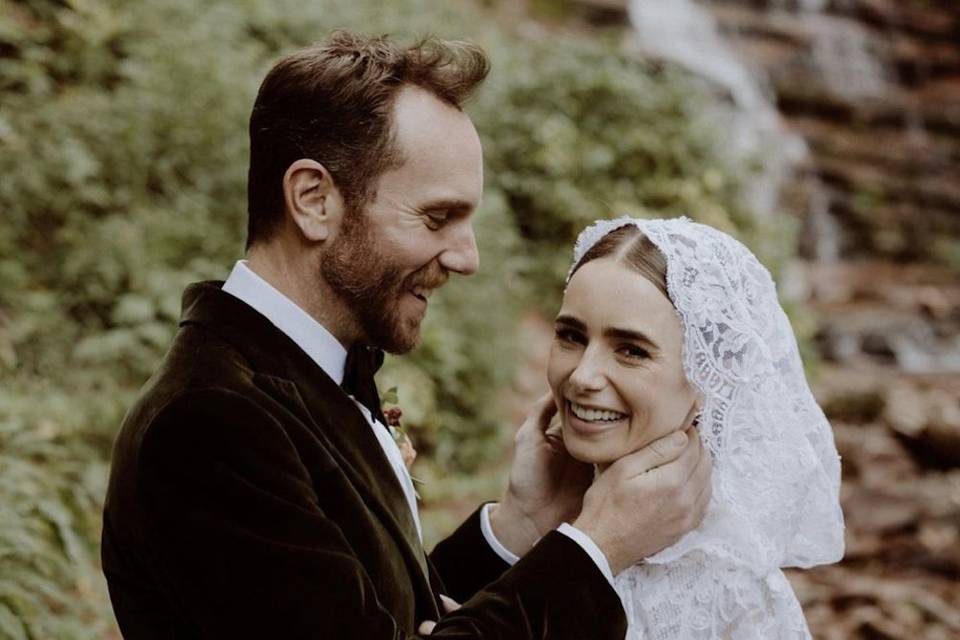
[562,432,619,467]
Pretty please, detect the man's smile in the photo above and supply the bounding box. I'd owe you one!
[409,285,435,302]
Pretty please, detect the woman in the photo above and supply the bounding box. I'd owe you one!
[548,217,844,639]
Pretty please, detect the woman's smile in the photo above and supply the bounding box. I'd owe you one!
[565,400,629,435]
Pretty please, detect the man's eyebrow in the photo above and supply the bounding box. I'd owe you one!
[554,315,586,332]
[419,198,475,213]
[603,327,660,351]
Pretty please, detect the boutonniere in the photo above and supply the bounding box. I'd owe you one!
[381,388,421,486]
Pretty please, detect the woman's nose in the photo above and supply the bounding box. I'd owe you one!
[568,350,607,393]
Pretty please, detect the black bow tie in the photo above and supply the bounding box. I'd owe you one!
[342,343,387,425]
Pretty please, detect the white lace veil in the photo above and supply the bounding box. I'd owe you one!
[568,217,844,574]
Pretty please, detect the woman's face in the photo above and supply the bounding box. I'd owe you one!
[547,257,701,467]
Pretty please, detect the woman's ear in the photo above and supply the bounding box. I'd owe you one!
[282,159,344,242]
[685,390,705,429]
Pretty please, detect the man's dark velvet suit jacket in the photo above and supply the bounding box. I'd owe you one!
[101,282,626,639]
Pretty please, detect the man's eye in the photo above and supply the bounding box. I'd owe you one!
[425,211,449,228]
[554,327,585,345]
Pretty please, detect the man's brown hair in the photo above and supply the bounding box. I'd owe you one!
[246,31,490,248]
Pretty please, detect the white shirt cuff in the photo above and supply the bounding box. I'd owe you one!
[480,503,520,565]
[557,523,615,587]
[480,504,614,587]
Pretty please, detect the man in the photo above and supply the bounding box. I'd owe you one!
[102,32,712,639]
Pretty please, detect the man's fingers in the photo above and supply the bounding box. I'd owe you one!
[606,429,688,478]
[679,428,705,484]
[690,438,713,512]
[676,433,712,529]
[440,594,461,613]
[692,469,712,524]
[418,596,460,635]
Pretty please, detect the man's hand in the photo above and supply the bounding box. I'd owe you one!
[489,393,594,556]
[573,427,712,574]
[418,595,461,635]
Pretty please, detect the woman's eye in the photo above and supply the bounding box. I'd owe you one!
[618,344,650,360]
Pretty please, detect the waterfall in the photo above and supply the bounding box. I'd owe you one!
[795,0,890,101]
[627,0,806,222]
[805,182,841,263]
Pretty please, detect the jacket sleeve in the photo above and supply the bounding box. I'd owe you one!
[137,389,625,639]
[429,504,510,603]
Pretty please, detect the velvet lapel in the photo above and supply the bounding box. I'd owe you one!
[179,282,433,603]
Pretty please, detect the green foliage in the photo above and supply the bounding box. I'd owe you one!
[932,237,960,272]
[474,39,767,310]
[0,0,796,635]
[0,381,112,640]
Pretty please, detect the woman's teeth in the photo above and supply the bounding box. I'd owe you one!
[570,402,626,423]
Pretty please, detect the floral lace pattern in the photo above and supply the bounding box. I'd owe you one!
[569,217,844,639]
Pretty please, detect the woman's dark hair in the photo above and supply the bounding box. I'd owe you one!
[569,224,669,298]
[246,31,490,248]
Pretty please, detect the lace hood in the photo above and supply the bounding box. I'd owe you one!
[568,217,844,572]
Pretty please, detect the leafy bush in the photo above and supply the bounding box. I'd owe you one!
[476,43,757,310]
[0,381,112,640]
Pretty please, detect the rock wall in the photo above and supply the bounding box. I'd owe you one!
[674,0,960,375]
[568,0,960,375]
[702,0,960,265]
[576,0,960,263]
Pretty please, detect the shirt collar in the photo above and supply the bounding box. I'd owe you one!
[221,260,348,385]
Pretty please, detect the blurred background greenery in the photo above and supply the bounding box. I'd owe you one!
[2,0,958,638]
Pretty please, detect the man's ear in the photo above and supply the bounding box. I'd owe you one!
[282,159,344,242]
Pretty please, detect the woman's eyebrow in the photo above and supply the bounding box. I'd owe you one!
[554,315,586,332]
[603,327,660,351]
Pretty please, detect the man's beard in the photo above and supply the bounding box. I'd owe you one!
[320,208,447,354]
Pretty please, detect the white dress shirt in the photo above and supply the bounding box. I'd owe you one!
[222,260,613,586]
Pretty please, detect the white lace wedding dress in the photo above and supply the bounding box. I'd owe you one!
[569,218,845,639]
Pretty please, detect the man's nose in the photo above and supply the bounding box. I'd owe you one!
[439,221,479,276]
